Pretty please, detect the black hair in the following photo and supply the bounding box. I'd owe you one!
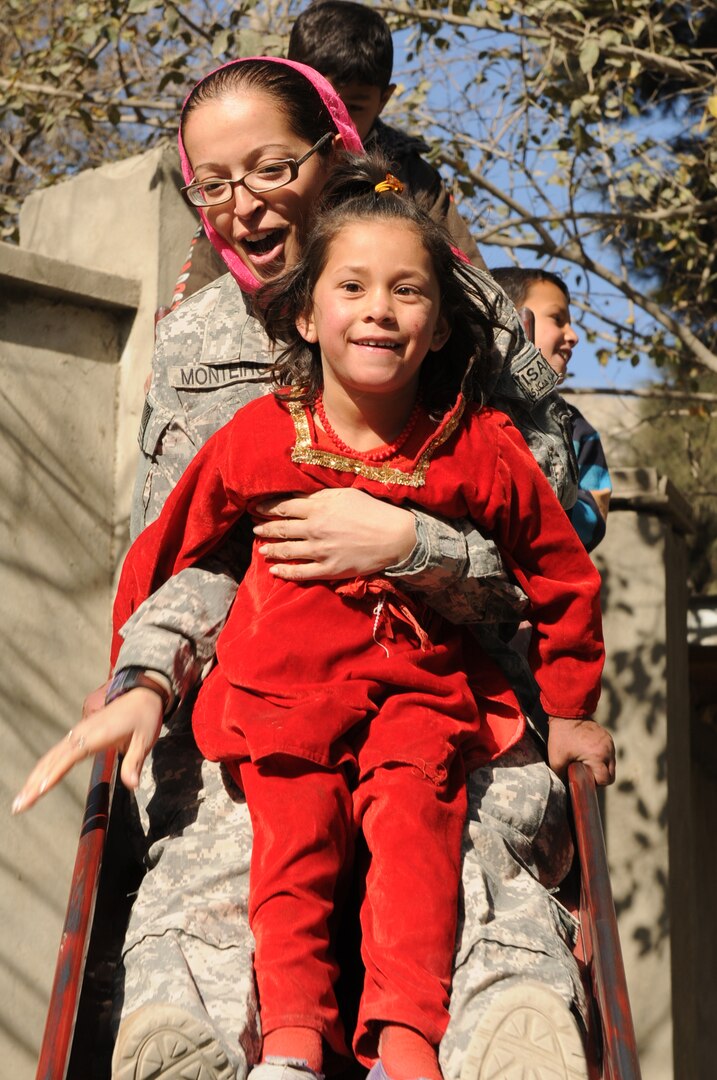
[288,1,393,90]
[256,152,504,416]
[180,59,338,155]
[490,266,571,309]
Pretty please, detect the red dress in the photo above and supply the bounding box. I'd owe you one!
[112,393,603,1061]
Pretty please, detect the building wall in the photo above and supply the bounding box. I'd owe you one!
[592,467,695,1080]
[1,146,196,1079]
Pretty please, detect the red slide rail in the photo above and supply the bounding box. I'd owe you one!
[568,762,642,1080]
[35,750,117,1080]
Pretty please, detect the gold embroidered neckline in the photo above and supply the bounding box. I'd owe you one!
[288,398,464,488]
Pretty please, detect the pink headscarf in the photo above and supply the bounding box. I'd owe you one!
[178,57,364,293]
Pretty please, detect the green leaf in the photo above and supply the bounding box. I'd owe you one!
[211,28,232,58]
[579,39,600,75]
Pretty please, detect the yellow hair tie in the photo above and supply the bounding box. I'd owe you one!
[374,173,404,195]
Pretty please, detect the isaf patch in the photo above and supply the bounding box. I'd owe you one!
[511,351,558,403]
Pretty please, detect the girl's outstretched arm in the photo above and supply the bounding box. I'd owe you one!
[12,688,164,815]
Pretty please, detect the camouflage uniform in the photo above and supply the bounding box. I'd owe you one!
[112,270,584,1075]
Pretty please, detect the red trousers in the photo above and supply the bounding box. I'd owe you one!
[235,729,467,1065]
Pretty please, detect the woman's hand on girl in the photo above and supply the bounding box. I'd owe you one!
[253,488,417,580]
[11,689,164,815]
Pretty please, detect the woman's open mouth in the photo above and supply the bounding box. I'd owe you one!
[241,228,286,266]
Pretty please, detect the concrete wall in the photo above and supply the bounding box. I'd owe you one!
[18,143,197,537]
[591,467,695,1080]
[566,390,717,1078]
[2,146,196,1080]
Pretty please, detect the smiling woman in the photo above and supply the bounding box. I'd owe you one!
[179,59,349,284]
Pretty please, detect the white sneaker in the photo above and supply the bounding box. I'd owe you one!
[459,981,589,1080]
[111,1003,236,1080]
[248,1058,324,1080]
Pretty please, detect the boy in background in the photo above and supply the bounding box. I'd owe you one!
[171,0,485,306]
[287,1,483,266]
[491,266,612,552]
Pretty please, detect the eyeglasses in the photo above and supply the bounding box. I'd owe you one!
[182,132,335,208]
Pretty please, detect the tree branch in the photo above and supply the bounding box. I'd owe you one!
[0,77,177,111]
[378,3,716,88]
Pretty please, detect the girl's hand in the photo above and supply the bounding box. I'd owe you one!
[12,689,164,815]
[253,488,417,581]
[547,717,616,787]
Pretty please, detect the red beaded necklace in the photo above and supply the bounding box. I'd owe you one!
[314,393,423,463]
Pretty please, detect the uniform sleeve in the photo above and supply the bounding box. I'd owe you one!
[113,528,251,701]
[112,419,250,669]
[130,305,207,540]
[124,292,246,701]
[467,414,604,719]
[385,509,529,623]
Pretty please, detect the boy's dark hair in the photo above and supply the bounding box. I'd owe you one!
[181,58,338,154]
[256,152,503,414]
[490,266,571,309]
[288,1,393,90]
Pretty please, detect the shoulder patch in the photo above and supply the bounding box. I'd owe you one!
[138,397,152,447]
[502,350,558,404]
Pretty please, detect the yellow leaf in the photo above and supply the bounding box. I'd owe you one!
[708,96,717,119]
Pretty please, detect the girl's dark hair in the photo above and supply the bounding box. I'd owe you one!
[180,59,338,155]
[490,266,571,309]
[256,152,504,415]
